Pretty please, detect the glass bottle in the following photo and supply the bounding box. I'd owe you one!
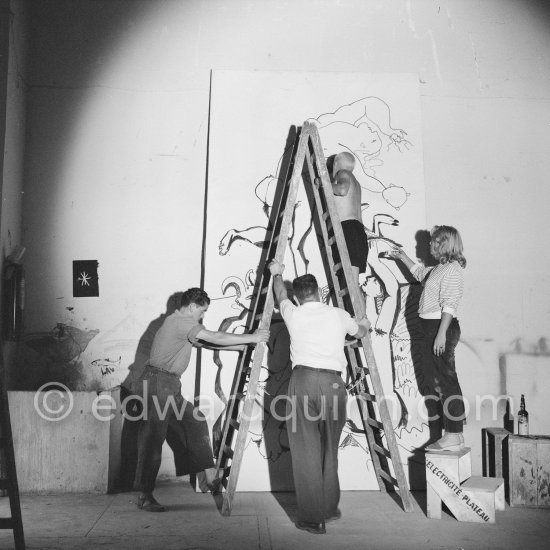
[517,394,529,436]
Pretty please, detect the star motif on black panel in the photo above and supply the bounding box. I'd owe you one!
[73,260,99,297]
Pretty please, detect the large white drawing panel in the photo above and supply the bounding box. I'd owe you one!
[204,70,426,491]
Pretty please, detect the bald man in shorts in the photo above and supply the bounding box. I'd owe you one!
[331,152,369,317]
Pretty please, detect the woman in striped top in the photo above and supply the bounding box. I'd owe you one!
[390,225,467,452]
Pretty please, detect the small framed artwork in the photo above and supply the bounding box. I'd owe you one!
[73,260,99,297]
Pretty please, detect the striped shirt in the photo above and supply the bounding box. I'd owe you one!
[411,261,464,319]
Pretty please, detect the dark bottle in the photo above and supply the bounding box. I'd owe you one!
[517,394,529,436]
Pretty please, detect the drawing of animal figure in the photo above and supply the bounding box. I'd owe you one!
[312,96,412,210]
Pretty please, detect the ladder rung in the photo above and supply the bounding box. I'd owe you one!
[378,469,397,486]
[373,443,391,458]
[254,313,263,321]
[238,363,251,374]
[333,262,342,273]
[229,418,240,431]
[366,417,384,430]
[337,288,349,297]
[215,464,230,479]
[0,518,15,529]
[223,446,234,459]
[232,392,244,401]
[358,391,375,402]
[328,237,335,246]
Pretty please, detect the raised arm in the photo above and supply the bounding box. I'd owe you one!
[268,259,288,305]
[388,247,415,270]
[353,317,371,339]
[195,327,269,347]
[388,247,434,282]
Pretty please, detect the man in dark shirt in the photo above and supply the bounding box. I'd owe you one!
[134,287,269,511]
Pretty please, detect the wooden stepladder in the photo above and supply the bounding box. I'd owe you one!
[213,121,414,516]
[0,356,25,549]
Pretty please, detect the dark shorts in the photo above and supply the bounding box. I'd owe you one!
[341,219,369,273]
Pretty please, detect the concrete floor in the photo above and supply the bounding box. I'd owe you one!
[1,480,549,550]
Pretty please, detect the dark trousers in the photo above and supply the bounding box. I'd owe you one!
[133,366,214,493]
[286,366,347,523]
[421,318,465,433]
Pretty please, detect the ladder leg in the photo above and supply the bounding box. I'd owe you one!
[0,367,26,549]
[304,122,414,512]
[214,128,307,515]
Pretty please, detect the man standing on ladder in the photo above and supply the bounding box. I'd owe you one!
[268,260,370,534]
[330,151,369,317]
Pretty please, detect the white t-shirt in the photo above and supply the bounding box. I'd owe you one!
[279,299,359,372]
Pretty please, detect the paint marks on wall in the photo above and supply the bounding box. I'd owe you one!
[18,323,99,390]
[79,315,147,390]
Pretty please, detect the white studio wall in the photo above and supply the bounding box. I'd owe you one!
[16,1,550,392]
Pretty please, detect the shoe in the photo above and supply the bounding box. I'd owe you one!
[137,494,166,512]
[295,521,326,534]
[426,433,464,452]
[209,476,222,495]
[197,471,211,493]
[325,509,342,523]
[197,469,222,494]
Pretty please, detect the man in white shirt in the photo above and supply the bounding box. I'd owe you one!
[268,260,370,534]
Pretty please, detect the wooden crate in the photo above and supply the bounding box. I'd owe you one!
[482,427,511,478]
[508,435,550,507]
[426,449,503,523]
